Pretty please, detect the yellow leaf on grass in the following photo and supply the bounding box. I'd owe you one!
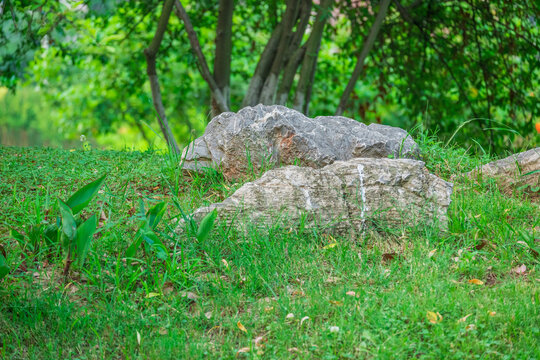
[468,279,484,285]
[323,242,338,249]
[488,311,496,317]
[237,321,248,333]
[146,292,161,298]
[426,311,443,324]
[458,314,472,323]
[329,300,343,306]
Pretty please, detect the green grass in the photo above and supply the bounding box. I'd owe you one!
[0,139,539,359]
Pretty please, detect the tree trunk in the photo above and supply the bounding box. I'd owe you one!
[276,45,306,105]
[173,0,229,113]
[211,0,234,117]
[336,0,392,116]
[144,0,180,154]
[242,23,283,107]
[293,0,333,114]
[259,0,301,104]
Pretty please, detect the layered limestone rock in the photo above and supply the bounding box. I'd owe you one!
[464,148,539,201]
[178,158,453,236]
[181,105,419,179]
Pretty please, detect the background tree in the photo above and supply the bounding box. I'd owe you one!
[1,0,538,153]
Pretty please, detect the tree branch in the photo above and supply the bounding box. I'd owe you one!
[336,0,392,116]
[173,0,229,113]
[242,22,283,107]
[293,0,333,114]
[144,0,180,153]
[212,0,234,117]
[259,0,302,104]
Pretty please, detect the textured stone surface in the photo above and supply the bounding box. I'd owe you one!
[177,158,453,236]
[464,148,539,201]
[181,105,419,179]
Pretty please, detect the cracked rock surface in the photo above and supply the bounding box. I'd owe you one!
[463,147,539,201]
[177,158,453,236]
[181,105,419,179]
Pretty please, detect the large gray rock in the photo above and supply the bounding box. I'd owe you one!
[464,148,539,201]
[178,158,453,236]
[182,105,419,179]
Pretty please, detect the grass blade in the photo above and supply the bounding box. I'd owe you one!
[76,214,97,266]
[146,202,167,230]
[66,175,106,214]
[196,209,218,242]
[58,199,77,242]
[0,253,9,281]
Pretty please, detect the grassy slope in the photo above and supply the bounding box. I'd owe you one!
[0,140,538,359]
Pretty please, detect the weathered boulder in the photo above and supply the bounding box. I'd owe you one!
[464,148,539,201]
[178,158,453,236]
[181,105,419,179]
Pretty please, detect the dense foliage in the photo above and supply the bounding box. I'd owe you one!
[0,0,538,152]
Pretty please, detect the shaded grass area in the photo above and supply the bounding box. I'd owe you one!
[0,141,539,359]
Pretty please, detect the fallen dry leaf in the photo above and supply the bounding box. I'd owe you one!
[204,311,212,319]
[465,324,476,331]
[254,336,266,347]
[427,311,443,324]
[458,314,472,323]
[329,300,343,306]
[236,347,250,356]
[300,316,310,325]
[264,306,274,312]
[323,242,338,249]
[180,291,199,301]
[288,348,299,353]
[237,321,248,333]
[290,289,305,297]
[98,211,108,227]
[428,249,437,258]
[468,279,484,285]
[136,330,141,345]
[512,264,527,275]
[285,313,295,319]
[325,276,341,283]
[382,253,397,262]
[222,259,229,269]
[488,311,496,317]
[346,291,356,297]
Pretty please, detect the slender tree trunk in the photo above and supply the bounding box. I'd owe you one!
[276,45,306,105]
[275,0,312,105]
[242,23,283,107]
[336,0,392,116]
[284,0,312,64]
[211,0,234,117]
[259,0,301,104]
[293,0,333,114]
[173,0,229,113]
[144,0,180,153]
